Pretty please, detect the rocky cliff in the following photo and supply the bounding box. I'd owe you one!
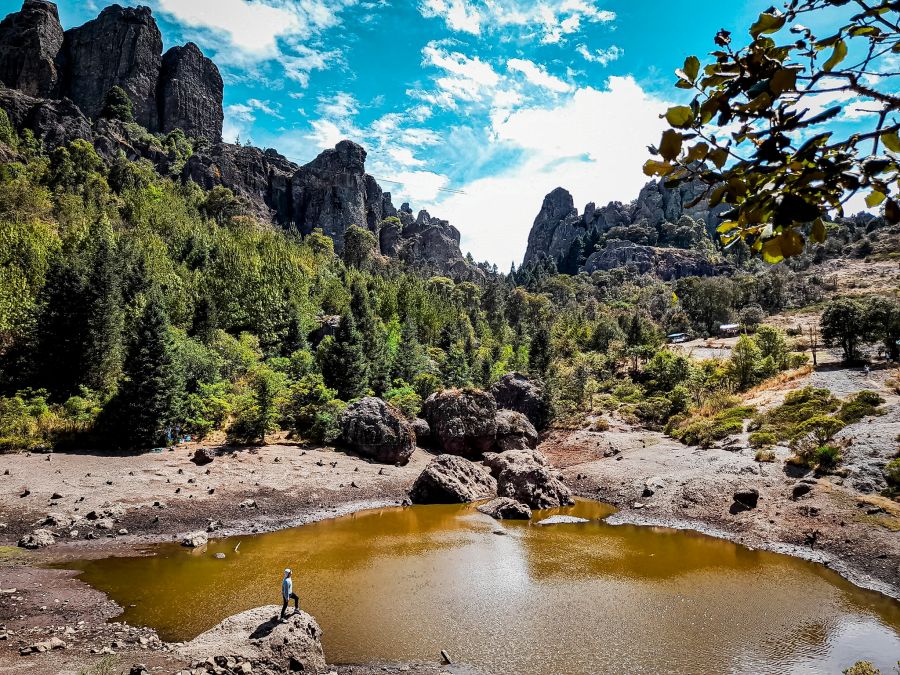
[0,1,222,142]
[522,178,729,278]
[0,1,477,279]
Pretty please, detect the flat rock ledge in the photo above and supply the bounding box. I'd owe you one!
[178,605,326,674]
[535,515,589,526]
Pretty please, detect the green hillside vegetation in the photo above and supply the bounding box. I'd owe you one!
[0,112,896,453]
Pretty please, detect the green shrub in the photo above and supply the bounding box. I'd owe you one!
[837,390,884,424]
[749,431,777,448]
[285,374,346,443]
[884,458,900,489]
[814,444,842,468]
[669,405,754,447]
[384,383,423,419]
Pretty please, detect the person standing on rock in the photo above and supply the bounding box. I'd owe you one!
[280,568,300,621]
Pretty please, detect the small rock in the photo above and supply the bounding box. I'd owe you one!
[182,531,209,548]
[535,515,589,525]
[214,552,226,559]
[239,499,257,509]
[733,487,759,510]
[19,529,55,549]
[792,483,812,500]
[192,447,216,466]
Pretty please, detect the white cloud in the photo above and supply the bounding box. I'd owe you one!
[424,76,671,266]
[419,0,615,43]
[576,44,623,66]
[419,0,482,34]
[279,45,342,87]
[417,42,502,108]
[507,58,572,93]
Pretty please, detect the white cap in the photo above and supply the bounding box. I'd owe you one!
[284,568,291,576]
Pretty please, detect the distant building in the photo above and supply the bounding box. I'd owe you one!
[719,323,740,337]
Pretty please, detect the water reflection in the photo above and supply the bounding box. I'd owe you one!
[63,500,900,675]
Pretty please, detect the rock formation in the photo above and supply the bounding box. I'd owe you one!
[422,389,498,459]
[62,4,163,130]
[0,1,223,142]
[409,454,497,504]
[522,178,730,278]
[494,409,539,452]
[158,42,223,142]
[179,605,326,674]
[483,448,573,509]
[0,2,477,276]
[0,0,63,98]
[490,373,550,431]
[477,496,532,520]
[340,396,416,465]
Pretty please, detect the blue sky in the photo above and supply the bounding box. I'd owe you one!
[2,0,878,265]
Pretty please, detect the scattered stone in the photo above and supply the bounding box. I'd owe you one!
[792,483,812,500]
[642,476,665,498]
[192,447,216,466]
[21,636,66,654]
[239,499,257,509]
[19,528,55,549]
[182,531,208,548]
[42,512,74,528]
[477,497,532,520]
[214,552,226,559]
[50,492,63,499]
[733,487,760,510]
[409,454,497,504]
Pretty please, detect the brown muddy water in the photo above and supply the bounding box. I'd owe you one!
[65,500,900,674]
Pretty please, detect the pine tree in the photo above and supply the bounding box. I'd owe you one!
[83,231,124,393]
[529,325,551,376]
[106,292,184,448]
[392,317,426,384]
[317,313,369,400]
[191,294,218,345]
[101,85,134,123]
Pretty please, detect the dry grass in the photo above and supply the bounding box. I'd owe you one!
[743,365,814,400]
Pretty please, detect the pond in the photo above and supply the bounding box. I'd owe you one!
[65,500,900,674]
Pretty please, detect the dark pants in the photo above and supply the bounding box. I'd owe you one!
[281,592,299,618]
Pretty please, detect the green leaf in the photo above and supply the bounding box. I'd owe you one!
[750,12,786,39]
[811,218,826,244]
[769,68,798,96]
[659,130,683,161]
[708,147,728,169]
[886,198,900,224]
[761,238,784,263]
[682,55,700,82]
[665,106,694,129]
[717,221,739,234]
[866,190,886,207]
[779,229,805,257]
[882,131,900,153]
[823,39,847,72]
[643,159,673,177]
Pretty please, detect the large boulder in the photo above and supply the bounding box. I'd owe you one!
[179,605,326,674]
[490,372,551,430]
[62,4,163,129]
[494,409,539,451]
[0,0,64,98]
[483,448,573,510]
[340,397,415,465]
[422,389,498,459]
[159,42,223,142]
[409,454,497,504]
[477,497,532,520]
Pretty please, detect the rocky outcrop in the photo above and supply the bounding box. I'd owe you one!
[340,396,415,465]
[477,496,532,520]
[0,0,63,97]
[409,454,497,504]
[159,43,223,143]
[0,86,91,147]
[422,389,498,459]
[483,448,573,509]
[179,606,326,674]
[18,528,55,549]
[494,409,538,452]
[521,178,730,277]
[62,4,163,129]
[584,239,729,280]
[490,373,550,431]
[0,1,224,141]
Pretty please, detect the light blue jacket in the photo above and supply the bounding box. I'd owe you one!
[282,577,292,599]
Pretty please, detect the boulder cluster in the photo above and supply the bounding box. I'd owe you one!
[335,372,571,517]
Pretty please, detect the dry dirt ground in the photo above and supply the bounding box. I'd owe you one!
[544,363,900,602]
[1,363,899,673]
